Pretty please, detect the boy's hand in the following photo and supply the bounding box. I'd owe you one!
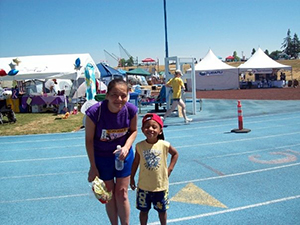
[130,179,136,190]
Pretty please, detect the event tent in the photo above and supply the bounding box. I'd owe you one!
[96,63,124,78]
[0,53,100,81]
[187,49,239,90]
[238,48,292,73]
[126,68,151,76]
[72,80,107,99]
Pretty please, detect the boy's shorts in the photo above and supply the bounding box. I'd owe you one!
[136,188,169,212]
[95,147,134,181]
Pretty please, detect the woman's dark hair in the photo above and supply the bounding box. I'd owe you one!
[107,78,129,94]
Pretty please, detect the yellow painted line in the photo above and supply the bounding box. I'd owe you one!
[170,183,227,208]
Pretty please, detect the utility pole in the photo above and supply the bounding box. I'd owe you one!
[163,0,169,58]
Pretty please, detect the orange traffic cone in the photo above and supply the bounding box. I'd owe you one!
[231,100,251,133]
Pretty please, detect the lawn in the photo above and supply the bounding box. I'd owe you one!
[0,112,84,136]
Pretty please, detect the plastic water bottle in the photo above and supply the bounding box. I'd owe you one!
[115,145,124,171]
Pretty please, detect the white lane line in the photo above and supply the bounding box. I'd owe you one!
[0,136,84,145]
[0,193,89,204]
[175,131,300,149]
[147,194,300,224]
[1,163,299,203]
[1,112,299,145]
[1,142,299,164]
[0,144,84,153]
[170,162,300,186]
[201,144,300,159]
[0,155,86,164]
[0,170,85,180]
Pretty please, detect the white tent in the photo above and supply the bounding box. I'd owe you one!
[187,49,239,90]
[0,53,100,81]
[238,48,292,73]
[73,80,107,99]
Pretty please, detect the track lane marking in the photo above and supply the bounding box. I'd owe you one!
[148,194,300,224]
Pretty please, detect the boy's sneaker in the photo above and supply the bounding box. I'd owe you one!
[185,118,193,123]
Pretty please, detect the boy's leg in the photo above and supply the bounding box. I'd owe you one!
[153,190,169,225]
[158,211,167,225]
[140,210,149,225]
[136,188,151,224]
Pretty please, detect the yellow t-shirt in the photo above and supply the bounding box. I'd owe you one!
[136,139,170,192]
[166,77,184,99]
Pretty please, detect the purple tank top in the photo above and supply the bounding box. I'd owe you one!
[86,100,138,157]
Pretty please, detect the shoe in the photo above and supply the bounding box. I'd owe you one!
[185,118,193,123]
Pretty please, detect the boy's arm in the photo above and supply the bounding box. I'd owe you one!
[168,145,179,177]
[130,148,140,190]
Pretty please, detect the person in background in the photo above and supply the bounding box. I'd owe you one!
[45,79,57,94]
[161,69,192,123]
[85,78,138,225]
[130,113,179,225]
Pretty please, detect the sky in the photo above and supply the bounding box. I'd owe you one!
[0,0,299,66]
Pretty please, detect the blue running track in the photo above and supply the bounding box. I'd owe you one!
[1,99,299,224]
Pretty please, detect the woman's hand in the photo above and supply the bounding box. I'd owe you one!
[88,166,99,182]
[113,146,129,160]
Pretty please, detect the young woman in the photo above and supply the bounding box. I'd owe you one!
[85,78,138,225]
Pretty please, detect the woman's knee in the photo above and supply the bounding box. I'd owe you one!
[115,186,128,201]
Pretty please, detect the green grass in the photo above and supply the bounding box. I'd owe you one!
[0,112,84,136]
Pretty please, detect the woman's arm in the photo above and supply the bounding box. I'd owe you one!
[119,113,138,160]
[85,116,99,182]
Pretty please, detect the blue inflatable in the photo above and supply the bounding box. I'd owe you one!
[75,58,81,69]
[8,69,19,76]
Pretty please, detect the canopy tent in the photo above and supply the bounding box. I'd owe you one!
[225,56,235,61]
[238,48,292,72]
[142,58,156,63]
[126,68,151,76]
[187,49,239,90]
[72,80,107,99]
[117,68,127,75]
[96,63,124,78]
[0,53,100,81]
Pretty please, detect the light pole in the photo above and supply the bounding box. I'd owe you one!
[163,0,169,58]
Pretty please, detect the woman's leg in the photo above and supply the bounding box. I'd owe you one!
[104,180,118,225]
[163,101,179,118]
[115,176,131,225]
[179,99,192,122]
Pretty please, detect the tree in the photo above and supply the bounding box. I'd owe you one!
[291,33,300,58]
[119,58,126,67]
[281,29,292,56]
[119,57,134,67]
[126,56,134,66]
[269,50,282,60]
[264,49,269,56]
[233,51,240,61]
[251,48,256,56]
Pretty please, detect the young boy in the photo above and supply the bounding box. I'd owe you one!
[130,113,178,225]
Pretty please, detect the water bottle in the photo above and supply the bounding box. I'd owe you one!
[115,145,124,171]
